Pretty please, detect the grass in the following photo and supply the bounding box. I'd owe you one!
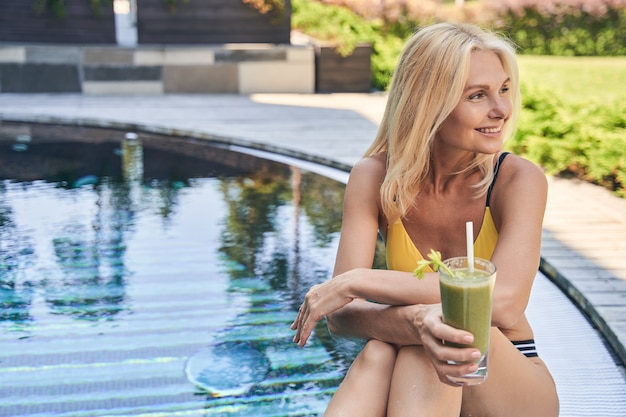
[517,55,626,104]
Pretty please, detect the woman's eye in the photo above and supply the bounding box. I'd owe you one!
[500,86,510,94]
[469,92,485,100]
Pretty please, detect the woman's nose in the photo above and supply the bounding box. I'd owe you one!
[489,96,511,119]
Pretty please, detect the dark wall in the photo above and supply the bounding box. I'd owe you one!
[0,0,116,44]
[315,43,372,93]
[136,0,291,44]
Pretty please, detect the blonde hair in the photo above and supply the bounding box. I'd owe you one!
[366,22,521,222]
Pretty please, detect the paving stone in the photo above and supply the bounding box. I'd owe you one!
[0,46,25,63]
[163,64,238,94]
[25,45,81,64]
[83,48,134,65]
[0,63,80,93]
[82,81,163,95]
[83,65,162,81]
[215,49,286,63]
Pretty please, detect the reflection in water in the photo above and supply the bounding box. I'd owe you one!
[0,185,35,326]
[45,180,130,320]
[122,132,143,184]
[42,133,147,321]
[300,170,344,247]
[219,173,291,278]
[0,122,354,416]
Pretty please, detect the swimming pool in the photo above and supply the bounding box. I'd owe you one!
[0,122,369,416]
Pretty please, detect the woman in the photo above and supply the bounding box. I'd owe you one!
[291,22,559,417]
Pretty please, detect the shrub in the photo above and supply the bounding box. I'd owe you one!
[292,0,378,56]
[488,0,626,56]
[507,84,626,196]
[291,0,409,89]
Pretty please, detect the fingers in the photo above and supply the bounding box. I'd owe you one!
[421,306,474,346]
[423,336,482,385]
[291,305,315,347]
[290,282,353,347]
[434,356,480,386]
[435,324,474,347]
[291,292,321,347]
[432,342,481,367]
[419,306,483,386]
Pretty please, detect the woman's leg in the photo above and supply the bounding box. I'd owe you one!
[387,345,463,417]
[324,339,398,417]
[461,328,559,417]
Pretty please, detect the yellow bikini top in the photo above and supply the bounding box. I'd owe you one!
[385,152,508,273]
[386,208,498,273]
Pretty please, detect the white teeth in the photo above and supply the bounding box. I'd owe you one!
[477,127,500,134]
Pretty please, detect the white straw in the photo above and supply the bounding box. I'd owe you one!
[466,221,474,273]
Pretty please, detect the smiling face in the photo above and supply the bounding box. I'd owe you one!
[435,49,513,156]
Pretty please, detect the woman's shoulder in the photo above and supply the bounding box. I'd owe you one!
[495,153,548,205]
[349,152,387,183]
[501,153,547,187]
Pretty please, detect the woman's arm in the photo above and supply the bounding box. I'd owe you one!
[489,155,548,329]
[291,155,442,346]
[326,299,428,345]
[292,267,441,346]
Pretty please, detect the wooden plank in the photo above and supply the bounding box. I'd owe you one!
[0,0,116,44]
[315,44,372,92]
[137,0,291,44]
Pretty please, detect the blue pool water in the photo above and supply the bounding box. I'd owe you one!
[0,123,364,416]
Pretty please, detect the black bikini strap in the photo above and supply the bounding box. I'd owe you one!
[485,152,510,207]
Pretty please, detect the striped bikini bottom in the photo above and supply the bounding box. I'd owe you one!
[512,339,538,358]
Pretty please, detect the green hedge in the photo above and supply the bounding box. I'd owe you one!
[491,1,626,56]
[508,85,625,196]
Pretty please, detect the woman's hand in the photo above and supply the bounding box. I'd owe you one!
[416,304,484,386]
[291,276,355,347]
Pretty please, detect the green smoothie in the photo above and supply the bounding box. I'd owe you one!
[439,259,496,358]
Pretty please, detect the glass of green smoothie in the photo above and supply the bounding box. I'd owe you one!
[439,256,496,386]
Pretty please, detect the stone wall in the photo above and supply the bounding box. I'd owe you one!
[0,44,315,94]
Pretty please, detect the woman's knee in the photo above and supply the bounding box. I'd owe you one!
[356,340,398,371]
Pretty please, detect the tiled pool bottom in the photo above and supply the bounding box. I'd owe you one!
[1,181,352,416]
[3,303,336,416]
[0,124,357,416]
[0,179,349,416]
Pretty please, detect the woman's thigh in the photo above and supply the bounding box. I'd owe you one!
[324,339,398,417]
[387,345,463,417]
[461,329,559,417]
